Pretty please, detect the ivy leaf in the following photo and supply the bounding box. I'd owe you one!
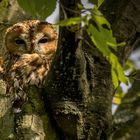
[17,0,56,19]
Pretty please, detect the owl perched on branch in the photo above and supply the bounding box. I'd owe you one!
[3,20,57,113]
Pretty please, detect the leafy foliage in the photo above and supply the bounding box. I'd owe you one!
[58,7,127,88]
[17,0,56,19]
[87,8,127,87]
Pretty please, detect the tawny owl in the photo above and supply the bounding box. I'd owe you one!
[3,20,57,113]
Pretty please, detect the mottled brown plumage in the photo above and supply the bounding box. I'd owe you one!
[3,20,57,113]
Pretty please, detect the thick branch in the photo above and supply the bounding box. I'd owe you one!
[44,1,113,139]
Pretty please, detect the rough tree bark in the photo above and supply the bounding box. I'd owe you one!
[44,0,113,139]
[44,0,140,139]
[0,0,140,140]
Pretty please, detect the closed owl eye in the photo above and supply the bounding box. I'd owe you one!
[14,38,26,51]
[15,38,25,45]
[38,37,49,44]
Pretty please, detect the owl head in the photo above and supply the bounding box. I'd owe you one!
[3,20,57,60]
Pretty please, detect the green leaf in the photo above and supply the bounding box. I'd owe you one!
[17,0,56,19]
[98,0,104,7]
[124,60,135,71]
[77,3,84,10]
[112,70,119,88]
[87,10,117,54]
[91,7,117,50]
[113,87,125,104]
[108,53,128,87]
[117,42,126,47]
[87,24,110,55]
[56,17,82,26]
[113,96,122,105]
[89,0,104,7]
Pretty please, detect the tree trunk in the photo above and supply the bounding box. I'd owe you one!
[44,0,113,139]
[0,0,140,139]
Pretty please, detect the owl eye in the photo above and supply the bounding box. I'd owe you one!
[15,38,25,45]
[38,37,48,44]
